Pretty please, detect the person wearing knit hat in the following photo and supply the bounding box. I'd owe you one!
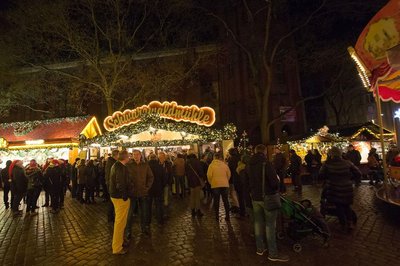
[320,146,361,233]
[10,160,28,216]
[43,159,63,213]
[1,160,12,209]
[25,160,43,215]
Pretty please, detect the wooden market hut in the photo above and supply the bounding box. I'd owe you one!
[0,116,102,166]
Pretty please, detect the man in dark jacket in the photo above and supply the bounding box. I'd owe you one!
[320,146,361,232]
[11,160,28,216]
[44,160,63,214]
[227,148,243,216]
[148,154,166,224]
[109,150,131,255]
[288,149,302,192]
[105,150,119,222]
[345,145,362,167]
[158,151,172,217]
[1,160,12,209]
[186,153,206,217]
[71,158,80,198]
[126,149,154,236]
[246,145,289,262]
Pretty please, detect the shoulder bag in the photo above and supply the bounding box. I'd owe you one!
[262,162,282,211]
[189,163,205,188]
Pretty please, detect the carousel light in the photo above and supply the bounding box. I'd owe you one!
[394,109,400,120]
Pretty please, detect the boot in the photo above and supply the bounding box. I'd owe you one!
[191,209,196,217]
[196,209,204,218]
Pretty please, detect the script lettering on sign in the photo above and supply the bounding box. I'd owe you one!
[103,101,216,131]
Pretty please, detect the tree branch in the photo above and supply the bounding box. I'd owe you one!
[269,0,326,64]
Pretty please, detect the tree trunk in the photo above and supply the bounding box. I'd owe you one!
[106,97,113,115]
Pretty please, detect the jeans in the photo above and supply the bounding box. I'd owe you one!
[291,173,302,190]
[3,185,10,207]
[212,187,230,218]
[252,200,278,256]
[148,196,164,224]
[108,200,115,222]
[11,192,24,212]
[335,203,354,227]
[189,186,202,210]
[125,196,149,236]
[111,198,130,254]
[26,189,38,212]
[77,184,86,202]
[234,183,246,216]
[71,177,78,198]
[175,176,186,196]
[50,185,61,210]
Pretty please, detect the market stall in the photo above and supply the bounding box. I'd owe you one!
[82,101,237,157]
[0,116,102,167]
[287,126,349,161]
[332,122,395,163]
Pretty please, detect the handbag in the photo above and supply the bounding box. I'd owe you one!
[262,162,282,211]
[189,163,205,188]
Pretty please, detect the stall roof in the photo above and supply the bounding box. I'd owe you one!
[330,122,394,140]
[0,116,101,143]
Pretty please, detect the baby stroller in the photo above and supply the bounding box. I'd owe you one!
[279,196,330,253]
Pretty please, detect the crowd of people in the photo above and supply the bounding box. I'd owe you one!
[1,143,398,262]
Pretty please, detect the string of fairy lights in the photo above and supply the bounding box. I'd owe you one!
[81,113,237,148]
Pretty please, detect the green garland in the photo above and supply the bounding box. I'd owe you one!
[81,113,237,147]
[0,116,90,136]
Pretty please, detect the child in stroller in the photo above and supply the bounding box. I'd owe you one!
[279,196,330,252]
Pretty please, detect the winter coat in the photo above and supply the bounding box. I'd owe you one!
[160,160,173,186]
[319,157,361,205]
[44,165,63,189]
[105,157,117,187]
[346,150,361,166]
[1,166,11,188]
[228,155,240,186]
[185,157,205,188]
[11,166,28,194]
[127,161,154,197]
[25,166,43,190]
[272,152,286,178]
[148,160,166,197]
[288,154,302,175]
[207,159,231,188]
[109,161,130,199]
[246,152,279,201]
[77,165,87,185]
[237,161,252,208]
[85,165,96,188]
[173,157,186,176]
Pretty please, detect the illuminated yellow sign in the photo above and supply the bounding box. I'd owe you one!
[104,101,216,132]
[0,137,8,149]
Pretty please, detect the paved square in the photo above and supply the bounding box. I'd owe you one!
[0,184,399,266]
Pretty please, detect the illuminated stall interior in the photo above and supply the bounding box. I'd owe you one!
[0,116,102,167]
[287,126,349,161]
[82,101,237,157]
[331,122,394,163]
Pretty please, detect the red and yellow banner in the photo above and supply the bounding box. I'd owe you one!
[353,0,400,102]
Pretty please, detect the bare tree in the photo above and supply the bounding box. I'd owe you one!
[0,0,216,115]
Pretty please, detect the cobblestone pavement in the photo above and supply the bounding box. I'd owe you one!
[0,183,399,266]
